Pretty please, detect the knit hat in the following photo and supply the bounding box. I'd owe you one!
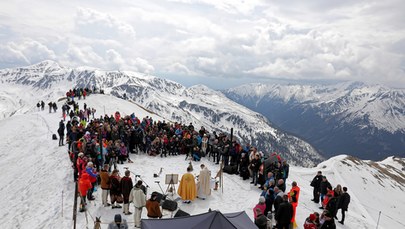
[309,214,316,221]
[114,214,122,223]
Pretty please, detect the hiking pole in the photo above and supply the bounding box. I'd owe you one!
[376,211,381,229]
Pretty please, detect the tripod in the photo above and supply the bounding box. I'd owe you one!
[155,181,165,195]
[166,175,176,198]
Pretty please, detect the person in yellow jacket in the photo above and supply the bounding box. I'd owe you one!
[178,166,197,204]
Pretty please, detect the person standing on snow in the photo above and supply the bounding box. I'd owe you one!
[57,120,65,146]
[250,153,262,186]
[275,194,293,229]
[336,187,350,225]
[178,166,197,204]
[319,176,332,203]
[129,180,147,228]
[48,102,53,113]
[288,181,301,228]
[78,173,92,212]
[310,171,323,203]
[100,164,111,207]
[110,169,122,209]
[121,170,133,215]
[320,211,336,229]
[253,196,267,219]
[197,164,211,200]
[85,162,98,201]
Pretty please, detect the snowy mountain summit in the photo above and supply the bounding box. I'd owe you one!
[0,60,322,166]
[224,83,405,160]
[0,62,404,229]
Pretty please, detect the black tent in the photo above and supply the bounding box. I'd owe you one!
[141,210,258,229]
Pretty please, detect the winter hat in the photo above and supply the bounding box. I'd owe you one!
[87,162,93,167]
[309,214,316,221]
[114,214,122,223]
[78,152,84,157]
[259,196,265,204]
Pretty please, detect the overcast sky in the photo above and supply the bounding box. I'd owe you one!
[0,0,404,88]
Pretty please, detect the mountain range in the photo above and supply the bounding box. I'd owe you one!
[224,82,405,160]
[0,60,322,166]
[1,61,405,228]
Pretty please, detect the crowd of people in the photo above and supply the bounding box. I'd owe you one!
[308,171,351,227]
[56,87,350,228]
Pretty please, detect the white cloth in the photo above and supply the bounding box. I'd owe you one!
[197,167,211,198]
[129,187,146,208]
[129,186,146,227]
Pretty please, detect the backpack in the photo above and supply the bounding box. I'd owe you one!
[52,134,58,140]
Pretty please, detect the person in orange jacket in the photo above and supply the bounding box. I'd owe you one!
[288,181,300,228]
[78,173,92,212]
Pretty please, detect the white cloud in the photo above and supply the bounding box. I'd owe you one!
[75,7,136,41]
[0,40,56,67]
[166,62,195,75]
[0,0,404,87]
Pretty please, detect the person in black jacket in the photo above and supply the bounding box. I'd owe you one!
[319,176,332,203]
[310,171,323,203]
[239,152,250,180]
[326,196,338,219]
[273,187,284,214]
[254,208,268,229]
[275,195,293,229]
[58,120,65,146]
[250,153,262,186]
[320,211,336,229]
[337,187,350,225]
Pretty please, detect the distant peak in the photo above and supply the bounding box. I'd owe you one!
[25,60,64,71]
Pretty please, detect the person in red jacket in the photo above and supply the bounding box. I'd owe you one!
[121,170,133,215]
[304,213,318,229]
[76,153,87,177]
[288,181,300,228]
[78,173,92,212]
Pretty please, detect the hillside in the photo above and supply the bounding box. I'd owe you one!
[0,93,403,228]
[224,82,405,160]
[0,61,323,166]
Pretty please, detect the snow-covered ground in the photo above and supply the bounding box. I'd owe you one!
[0,93,403,229]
